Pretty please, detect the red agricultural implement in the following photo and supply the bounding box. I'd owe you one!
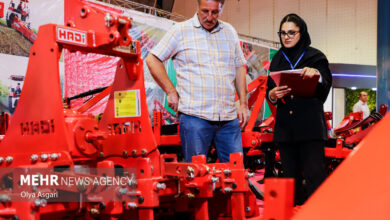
[0,0,389,219]
[0,0,260,219]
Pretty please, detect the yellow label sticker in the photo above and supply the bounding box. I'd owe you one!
[114,90,141,118]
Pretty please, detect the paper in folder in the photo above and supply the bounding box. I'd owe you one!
[270,69,320,97]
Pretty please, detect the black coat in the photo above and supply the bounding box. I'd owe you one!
[266,47,332,143]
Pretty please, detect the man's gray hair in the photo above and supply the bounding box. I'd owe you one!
[197,0,225,5]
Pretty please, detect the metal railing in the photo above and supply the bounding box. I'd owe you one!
[239,33,280,48]
[96,0,187,22]
[95,0,280,48]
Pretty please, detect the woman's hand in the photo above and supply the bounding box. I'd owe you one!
[301,67,320,79]
[269,85,291,100]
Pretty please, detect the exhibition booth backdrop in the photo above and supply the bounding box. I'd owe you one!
[0,0,277,123]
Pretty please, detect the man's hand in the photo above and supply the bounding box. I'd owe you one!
[269,85,291,100]
[146,54,179,112]
[301,67,320,79]
[234,66,249,129]
[167,91,179,112]
[238,104,249,129]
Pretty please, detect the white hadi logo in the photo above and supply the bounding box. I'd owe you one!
[57,27,87,45]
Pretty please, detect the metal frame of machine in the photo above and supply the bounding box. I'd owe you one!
[0,0,261,219]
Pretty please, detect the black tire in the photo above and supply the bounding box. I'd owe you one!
[7,13,15,28]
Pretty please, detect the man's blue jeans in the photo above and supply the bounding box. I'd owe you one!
[179,113,243,163]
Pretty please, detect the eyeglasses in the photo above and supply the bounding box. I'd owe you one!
[278,30,299,38]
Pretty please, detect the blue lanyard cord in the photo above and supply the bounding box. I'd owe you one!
[282,50,306,70]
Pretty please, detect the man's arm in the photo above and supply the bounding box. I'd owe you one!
[146,54,179,112]
[235,65,249,128]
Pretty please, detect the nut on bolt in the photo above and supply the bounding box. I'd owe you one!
[104,13,113,27]
[118,187,128,195]
[132,150,137,156]
[247,172,255,178]
[118,18,127,25]
[0,194,11,202]
[34,199,41,207]
[156,183,166,190]
[5,156,13,164]
[89,208,100,215]
[141,149,147,155]
[223,169,232,176]
[224,187,233,193]
[40,154,48,162]
[34,199,47,207]
[128,178,137,188]
[30,154,38,162]
[127,202,137,209]
[39,199,47,207]
[50,153,58,161]
[187,166,194,173]
[0,157,4,164]
[186,166,195,179]
[186,193,195,199]
[210,176,219,183]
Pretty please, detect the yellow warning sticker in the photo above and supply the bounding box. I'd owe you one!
[114,90,141,118]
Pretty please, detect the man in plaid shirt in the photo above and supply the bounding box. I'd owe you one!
[146,0,248,162]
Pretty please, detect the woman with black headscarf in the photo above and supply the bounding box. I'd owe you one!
[266,13,332,205]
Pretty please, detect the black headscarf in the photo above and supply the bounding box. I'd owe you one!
[270,13,326,72]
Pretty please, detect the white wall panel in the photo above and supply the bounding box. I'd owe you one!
[172,0,377,65]
[171,0,197,18]
[327,0,356,64]
[222,0,251,35]
[249,0,274,41]
[273,0,299,41]
[355,0,377,65]
[300,0,327,55]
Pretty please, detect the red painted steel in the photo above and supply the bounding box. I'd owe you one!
[263,178,294,220]
[76,86,112,113]
[8,0,386,218]
[292,111,390,220]
[0,0,263,219]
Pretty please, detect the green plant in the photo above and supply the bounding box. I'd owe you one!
[0,82,9,97]
[345,88,376,115]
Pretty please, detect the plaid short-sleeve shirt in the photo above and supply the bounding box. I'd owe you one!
[151,14,246,121]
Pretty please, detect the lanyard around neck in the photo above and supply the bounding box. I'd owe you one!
[282,50,306,70]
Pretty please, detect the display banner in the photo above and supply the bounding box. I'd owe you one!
[65,0,276,123]
[263,48,279,119]
[64,1,174,117]
[0,0,64,113]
